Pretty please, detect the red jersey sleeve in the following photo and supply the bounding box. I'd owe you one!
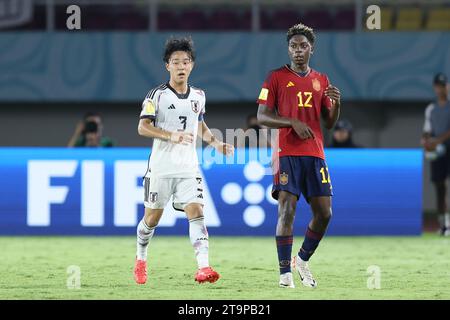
[321,75,333,111]
[257,71,277,110]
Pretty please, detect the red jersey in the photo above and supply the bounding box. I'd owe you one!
[257,65,332,160]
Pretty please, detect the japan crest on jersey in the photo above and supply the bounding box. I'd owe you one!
[149,192,158,203]
[191,100,200,113]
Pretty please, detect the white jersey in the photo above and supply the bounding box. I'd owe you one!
[140,83,206,178]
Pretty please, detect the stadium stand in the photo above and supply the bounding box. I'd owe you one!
[209,10,243,30]
[380,7,394,31]
[177,9,209,30]
[1,0,449,31]
[157,10,179,30]
[333,9,356,30]
[395,7,423,31]
[265,9,304,30]
[425,8,450,30]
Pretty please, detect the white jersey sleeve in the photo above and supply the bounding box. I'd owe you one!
[199,90,206,120]
[423,103,434,134]
[140,85,164,121]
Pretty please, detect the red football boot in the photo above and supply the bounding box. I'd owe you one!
[195,267,220,284]
[134,258,147,284]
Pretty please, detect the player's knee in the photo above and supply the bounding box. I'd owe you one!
[278,195,296,215]
[144,209,163,227]
[144,219,158,228]
[189,210,204,220]
[145,216,160,228]
[185,203,204,220]
[278,206,295,224]
[313,206,332,224]
[278,213,294,227]
[278,204,296,227]
[320,208,332,223]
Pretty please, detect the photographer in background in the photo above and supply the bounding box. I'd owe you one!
[421,73,450,236]
[68,112,114,147]
[329,119,360,148]
[236,114,272,148]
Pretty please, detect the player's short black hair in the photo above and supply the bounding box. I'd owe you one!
[286,23,315,45]
[163,37,196,63]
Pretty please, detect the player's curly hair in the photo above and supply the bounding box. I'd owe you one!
[286,23,315,45]
[163,36,196,63]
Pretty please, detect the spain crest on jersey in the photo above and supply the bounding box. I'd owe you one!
[280,172,289,185]
[312,79,321,91]
[191,100,200,113]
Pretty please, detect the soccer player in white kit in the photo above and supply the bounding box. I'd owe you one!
[134,37,234,285]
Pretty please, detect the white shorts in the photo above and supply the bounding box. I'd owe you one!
[143,173,204,211]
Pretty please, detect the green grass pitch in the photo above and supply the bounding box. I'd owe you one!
[0,234,449,300]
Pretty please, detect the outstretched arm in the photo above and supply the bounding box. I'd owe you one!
[198,121,234,156]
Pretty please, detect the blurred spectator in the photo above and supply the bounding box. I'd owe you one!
[329,119,360,148]
[237,114,271,148]
[421,73,450,236]
[68,112,114,147]
[247,114,260,131]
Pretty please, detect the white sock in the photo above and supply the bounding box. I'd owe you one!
[438,215,444,229]
[136,219,155,261]
[438,214,450,229]
[189,217,209,269]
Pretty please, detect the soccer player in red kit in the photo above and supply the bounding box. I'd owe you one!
[257,23,341,288]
